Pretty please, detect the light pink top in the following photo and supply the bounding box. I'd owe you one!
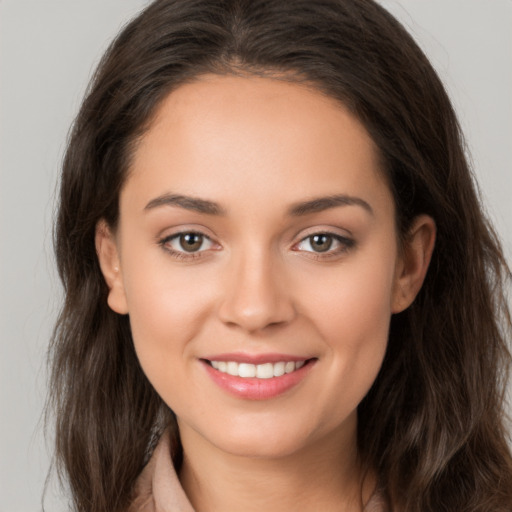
[128,431,387,511]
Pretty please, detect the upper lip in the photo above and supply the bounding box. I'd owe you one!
[202,352,314,364]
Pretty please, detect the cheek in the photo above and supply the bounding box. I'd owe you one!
[120,248,218,384]
[301,248,396,341]
[297,245,397,400]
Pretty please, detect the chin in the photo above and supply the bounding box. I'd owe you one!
[213,429,312,459]
[187,411,354,461]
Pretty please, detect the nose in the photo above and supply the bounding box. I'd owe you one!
[217,248,296,333]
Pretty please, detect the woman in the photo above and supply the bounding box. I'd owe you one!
[48,0,512,510]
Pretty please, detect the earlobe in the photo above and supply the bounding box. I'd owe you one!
[95,220,129,315]
[392,215,436,313]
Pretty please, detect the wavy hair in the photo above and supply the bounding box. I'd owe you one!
[48,0,512,510]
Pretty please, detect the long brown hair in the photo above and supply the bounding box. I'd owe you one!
[48,1,512,510]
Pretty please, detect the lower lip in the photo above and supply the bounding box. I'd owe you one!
[202,360,316,400]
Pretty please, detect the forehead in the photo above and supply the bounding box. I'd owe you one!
[124,74,392,218]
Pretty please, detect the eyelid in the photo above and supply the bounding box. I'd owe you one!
[156,223,217,241]
[293,224,353,239]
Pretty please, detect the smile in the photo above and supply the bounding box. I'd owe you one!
[202,356,316,400]
[209,360,305,379]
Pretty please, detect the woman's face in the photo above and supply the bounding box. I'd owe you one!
[100,75,419,459]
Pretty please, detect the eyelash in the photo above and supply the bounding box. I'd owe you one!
[158,230,355,261]
[159,231,216,261]
[292,232,355,260]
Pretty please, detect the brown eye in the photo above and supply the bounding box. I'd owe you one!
[179,233,204,252]
[160,231,217,259]
[160,231,215,259]
[294,231,355,258]
[309,234,333,252]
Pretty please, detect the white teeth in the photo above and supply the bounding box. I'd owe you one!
[238,363,256,378]
[210,360,307,378]
[273,361,285,377]
[256,363,274,379]
[284,361,295,374]
[226,361,238,376]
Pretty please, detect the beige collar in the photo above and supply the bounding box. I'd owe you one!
[129,431,386,512]
[128,431,194,512]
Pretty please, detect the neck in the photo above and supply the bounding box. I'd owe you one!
[178,416,374,512]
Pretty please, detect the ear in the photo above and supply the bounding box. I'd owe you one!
[95,220,129,314]
[392,214,436,314]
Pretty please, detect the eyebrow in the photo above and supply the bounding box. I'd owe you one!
[144,192,373,217]
[144,193,226,215]
[288,194,374,216]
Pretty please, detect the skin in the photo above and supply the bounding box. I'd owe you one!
[97,75,435,512]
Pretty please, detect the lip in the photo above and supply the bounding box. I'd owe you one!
[202,352,309,364]
[201,354,317,400]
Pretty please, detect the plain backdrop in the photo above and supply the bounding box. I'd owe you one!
[1,1,511,510]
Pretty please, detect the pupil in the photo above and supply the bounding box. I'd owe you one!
[311,234,332,252]
[180,233,203,252]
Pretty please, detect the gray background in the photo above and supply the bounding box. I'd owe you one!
[1,1,511,510]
